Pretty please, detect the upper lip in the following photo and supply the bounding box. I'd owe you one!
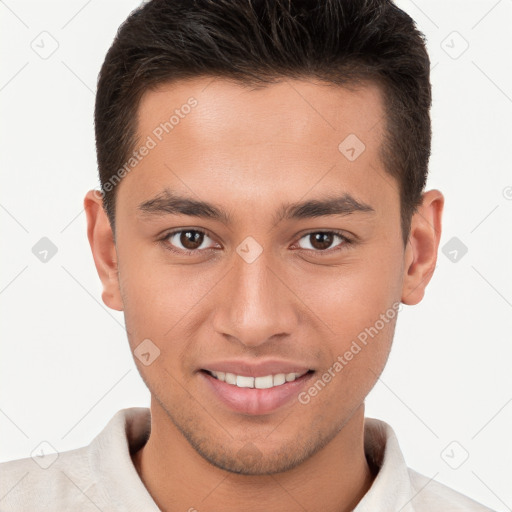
[200,359,313,378]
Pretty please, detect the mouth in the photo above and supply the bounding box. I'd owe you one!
[202,369,313,389]
[200,369,316,415]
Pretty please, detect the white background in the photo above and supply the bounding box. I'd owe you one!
[1,1,511,510]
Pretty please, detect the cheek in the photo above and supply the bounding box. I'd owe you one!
[117,249,178,344]
[117,244,216,361]
[293,241,402,386]
[298,247,403,334]
[118,268,194,388]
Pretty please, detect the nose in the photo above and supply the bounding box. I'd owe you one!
[212,246,299,349]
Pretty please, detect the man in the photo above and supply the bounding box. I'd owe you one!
[0,0,496,510]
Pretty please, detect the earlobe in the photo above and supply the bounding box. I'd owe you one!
[84,190,124,311]
[401,189,444,306]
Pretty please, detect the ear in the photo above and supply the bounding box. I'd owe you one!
[401,189,444,305]
[84,190,123,311]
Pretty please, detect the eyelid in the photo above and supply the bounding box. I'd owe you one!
[159,228,352,256]
[293,230,352,254]
[160,227,219,254]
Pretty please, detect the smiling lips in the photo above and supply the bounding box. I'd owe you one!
[200,360,315,414]
[206,369,309,389]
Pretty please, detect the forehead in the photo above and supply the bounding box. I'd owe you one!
[136,77,386,148]
[118,77,395,219]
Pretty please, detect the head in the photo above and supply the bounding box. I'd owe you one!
[85,0,443,475]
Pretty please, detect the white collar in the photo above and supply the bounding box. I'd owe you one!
[90,408,415,511]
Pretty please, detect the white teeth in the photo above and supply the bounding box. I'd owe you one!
[254,375,273,389]
[209,370,307,389]
[273,373,286,386]
[236,375,254,388]
[225,372,236,385]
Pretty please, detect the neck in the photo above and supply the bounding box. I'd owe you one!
[132,401,375,512]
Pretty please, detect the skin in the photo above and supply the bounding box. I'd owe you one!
[84,77,443,512]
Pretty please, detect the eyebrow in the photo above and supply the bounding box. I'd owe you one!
[137,188,375,225]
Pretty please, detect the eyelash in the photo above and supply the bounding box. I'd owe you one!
[158,228,353,257]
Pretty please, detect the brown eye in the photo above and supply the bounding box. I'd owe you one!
[164,229,215,253]
[297,231,348,252]
[179,230,204,250]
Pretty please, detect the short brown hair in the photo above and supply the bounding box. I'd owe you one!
[95,0,432,244]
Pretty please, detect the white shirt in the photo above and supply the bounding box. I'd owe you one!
[0,407,495,511]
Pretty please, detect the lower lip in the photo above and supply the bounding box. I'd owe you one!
[200,370,314,415]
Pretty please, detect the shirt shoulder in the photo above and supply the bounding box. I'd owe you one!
[408,468,497,511]
[0,446,104,511]
[358,418,496,512]
[0,407,154,511]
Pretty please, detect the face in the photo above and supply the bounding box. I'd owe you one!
[87,77,438,475]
